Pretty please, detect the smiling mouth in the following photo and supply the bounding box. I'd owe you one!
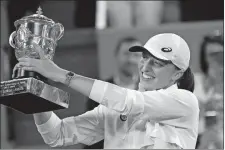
[142,72,155,80]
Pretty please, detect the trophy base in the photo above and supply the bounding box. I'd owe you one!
[0,78,70,114]
[14,68,47,82]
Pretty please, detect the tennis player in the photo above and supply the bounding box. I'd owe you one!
[14,33,199,149]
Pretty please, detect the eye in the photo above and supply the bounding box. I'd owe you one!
[154,60,164,67]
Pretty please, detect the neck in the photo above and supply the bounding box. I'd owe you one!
[138,80,176,92]
[163,81,176,90]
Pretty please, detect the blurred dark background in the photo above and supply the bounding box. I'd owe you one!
[1,0,224,149]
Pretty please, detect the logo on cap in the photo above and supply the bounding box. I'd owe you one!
[161,47,172,52]
[120,114,127,121]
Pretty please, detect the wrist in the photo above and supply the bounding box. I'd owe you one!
[55,68,68,84]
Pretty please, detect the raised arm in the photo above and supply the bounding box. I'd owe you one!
[16,43,198,123]
[27,65,197,123]
[57,69,198,122]
[87,80,199,122]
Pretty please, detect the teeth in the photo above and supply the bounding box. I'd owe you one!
[143,73,153,79]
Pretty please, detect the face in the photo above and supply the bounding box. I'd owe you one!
[116,41,142,76]
[138,51,181,91]
[205,43,224,79]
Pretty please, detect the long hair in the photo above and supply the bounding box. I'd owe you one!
[177,67,195,92]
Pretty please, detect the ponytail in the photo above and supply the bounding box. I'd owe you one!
[177,67,195,92]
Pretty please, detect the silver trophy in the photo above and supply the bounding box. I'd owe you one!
[0,7,69,114]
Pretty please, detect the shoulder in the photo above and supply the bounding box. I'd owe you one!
[143,88,199,119]
[166,88,199,112]
[143,86,199,110]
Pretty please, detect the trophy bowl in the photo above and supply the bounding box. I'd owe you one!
[9,7,64,79]
[0,7,69,114]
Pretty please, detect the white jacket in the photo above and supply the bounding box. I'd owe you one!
[36,80,199,149]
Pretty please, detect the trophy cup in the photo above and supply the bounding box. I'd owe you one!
[0,7,70,114]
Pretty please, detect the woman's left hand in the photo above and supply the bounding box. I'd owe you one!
[13,43,66,83]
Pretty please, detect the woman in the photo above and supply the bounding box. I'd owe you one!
[14,33,199,149]
[194,30,223,149]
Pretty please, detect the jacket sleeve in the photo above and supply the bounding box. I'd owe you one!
[36,105,105,147]
[89,80,198,121]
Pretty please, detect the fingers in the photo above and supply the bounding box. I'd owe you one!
[18,57,30,62]
[18,57,37,65]
[32,43,46,60]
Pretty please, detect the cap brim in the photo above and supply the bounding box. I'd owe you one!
[129,46,169,61]
[129,46,147,53]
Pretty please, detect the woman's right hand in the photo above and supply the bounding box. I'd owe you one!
[12,43,67,83]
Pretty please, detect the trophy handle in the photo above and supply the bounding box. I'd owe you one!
[9,31,17,48]
[54,23,64,41]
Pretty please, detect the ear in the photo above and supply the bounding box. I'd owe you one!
[172,70,184,82]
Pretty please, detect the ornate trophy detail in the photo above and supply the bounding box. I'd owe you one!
[9,6,64,62]
[37,6,43,15]
[1,7,69,114]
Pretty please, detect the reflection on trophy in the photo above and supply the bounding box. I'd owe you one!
[0,7,70,114]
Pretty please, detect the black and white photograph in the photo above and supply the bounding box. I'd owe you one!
[0,0,224,149]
